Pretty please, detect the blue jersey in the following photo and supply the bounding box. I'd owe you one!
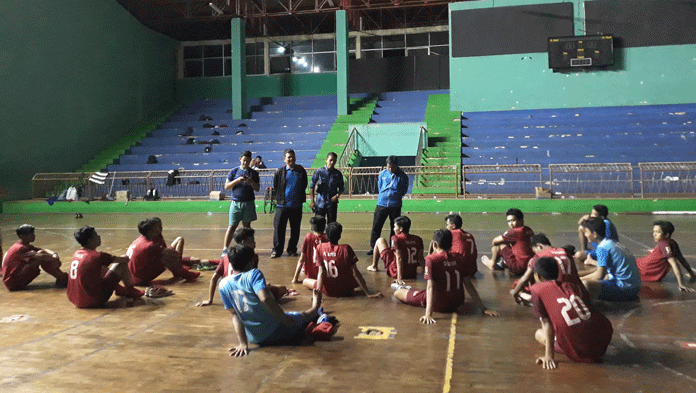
[595,238,641,290]
[604,219,618,242]
[376,168,409,208]
[311,166,345,208]
[219,269,280,344]
[227,167,259,202]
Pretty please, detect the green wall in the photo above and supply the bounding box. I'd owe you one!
[175,73,338,102]
[352,123,425,157]
[449,0,696,112]
[0,0,178,200]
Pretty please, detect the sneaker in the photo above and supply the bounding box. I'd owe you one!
[366,250,374,256]
[287,251,299,257]
[270,251,280,258]
[391,282,412,291]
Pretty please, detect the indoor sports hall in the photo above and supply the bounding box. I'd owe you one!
[1,0,696,392]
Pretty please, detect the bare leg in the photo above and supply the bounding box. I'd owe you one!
[301,289,323,321]
[482,244,505,270]
[393,288,410,303]
[302,278,317,291]
[222,225,238,251]
[170,237,185,254]
[368,238,389,271]
[574,250,588,264]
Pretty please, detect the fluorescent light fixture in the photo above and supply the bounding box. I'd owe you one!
[277,47,286,54]
[292,56,298,62]
[209,2,223,15]
[313,66,321,72]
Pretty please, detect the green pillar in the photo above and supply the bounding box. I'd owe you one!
[231,18,247,119]
[336,11,349,115]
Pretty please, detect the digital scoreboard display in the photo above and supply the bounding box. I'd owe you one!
[548,35,614,70]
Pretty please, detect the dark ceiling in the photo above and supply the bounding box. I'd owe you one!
[115,0,460,41]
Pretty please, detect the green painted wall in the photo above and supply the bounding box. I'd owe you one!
[449,0,696,112]
[175,73,338,102]
[0,0,178,200]
[352,123,425,157]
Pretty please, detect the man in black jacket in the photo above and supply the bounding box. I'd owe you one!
[271,149,308,258]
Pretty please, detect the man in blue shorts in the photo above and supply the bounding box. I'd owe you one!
[310,152,344,224]
[580,217,641,302]
[219,245,322,356]
[574,204,618,264]
[222,151,260,256]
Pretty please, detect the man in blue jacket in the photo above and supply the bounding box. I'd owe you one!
[367,155,409,256]
[271,149,308,258]
[310,152,345,224]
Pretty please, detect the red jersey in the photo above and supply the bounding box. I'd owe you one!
[636,239,682,282]
[529,247,583,288]
[300,232,328,279]
[531,281,613,363]
[388,233,424,279]
[425,252,466,313]
[2,241,40,289]
[502,226,535,265]
[215,253,259,277]
[314,243,359,297]
[127,236,166,285]
[450,229,478,277]
[67,249,118,308]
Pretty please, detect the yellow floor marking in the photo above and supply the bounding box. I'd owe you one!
[443,313,457,393]
[354,326,397,340]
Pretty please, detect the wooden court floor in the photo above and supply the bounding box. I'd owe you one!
[1,211,696,392]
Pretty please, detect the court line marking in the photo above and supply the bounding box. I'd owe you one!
[442,313,457,393]
[618,299,696,383]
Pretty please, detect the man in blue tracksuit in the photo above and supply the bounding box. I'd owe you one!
[310,152,345,224]
[271,149,308,258]
[368,155,409,255]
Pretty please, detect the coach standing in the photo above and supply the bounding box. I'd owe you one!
[271,149,308,258]
[310,152,344,224]
[367,155,409,255]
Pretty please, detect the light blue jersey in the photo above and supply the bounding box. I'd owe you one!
[595,238,641,290]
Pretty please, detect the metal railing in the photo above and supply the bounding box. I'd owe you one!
[338,126,359,169]
[31,161,696,200]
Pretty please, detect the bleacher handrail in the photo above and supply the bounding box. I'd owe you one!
[30,161,696,200]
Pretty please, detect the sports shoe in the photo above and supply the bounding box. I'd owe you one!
[366,250,374,256]
[270,251,280,258]
[391,282,412,291]
[287,251,299,257]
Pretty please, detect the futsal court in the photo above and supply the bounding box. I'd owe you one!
[1,211,696,392]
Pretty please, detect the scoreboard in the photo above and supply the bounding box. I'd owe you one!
[548,35,614,70]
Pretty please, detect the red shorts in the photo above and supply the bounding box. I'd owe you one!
[94,270,121,307]
[380,249,396,278]
[267,284,287,300]
[404,289,427,308]
[4,264,41,291]
[500,247,526,276]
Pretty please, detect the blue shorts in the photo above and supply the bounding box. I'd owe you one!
[259,312,309,346]
[229,201,257,226]
[598,280,640,302]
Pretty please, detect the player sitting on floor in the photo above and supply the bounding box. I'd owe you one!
[636,220,695,292]
[2,224,69,291]
[127,218,201,286]
[292,216,329,284]
[304,222,383,298]
[481,208,535,276]
[197,228,291,307]
[510,234,584,305]
[531,257,613,369]
[149,217,217,269]
[579,217,641,302]
[574,204,619,264]
[443,213,478,277]
[219,245,323,356]
[367,216,424,285]
[394,229,498,323]
[67,226,144,308]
